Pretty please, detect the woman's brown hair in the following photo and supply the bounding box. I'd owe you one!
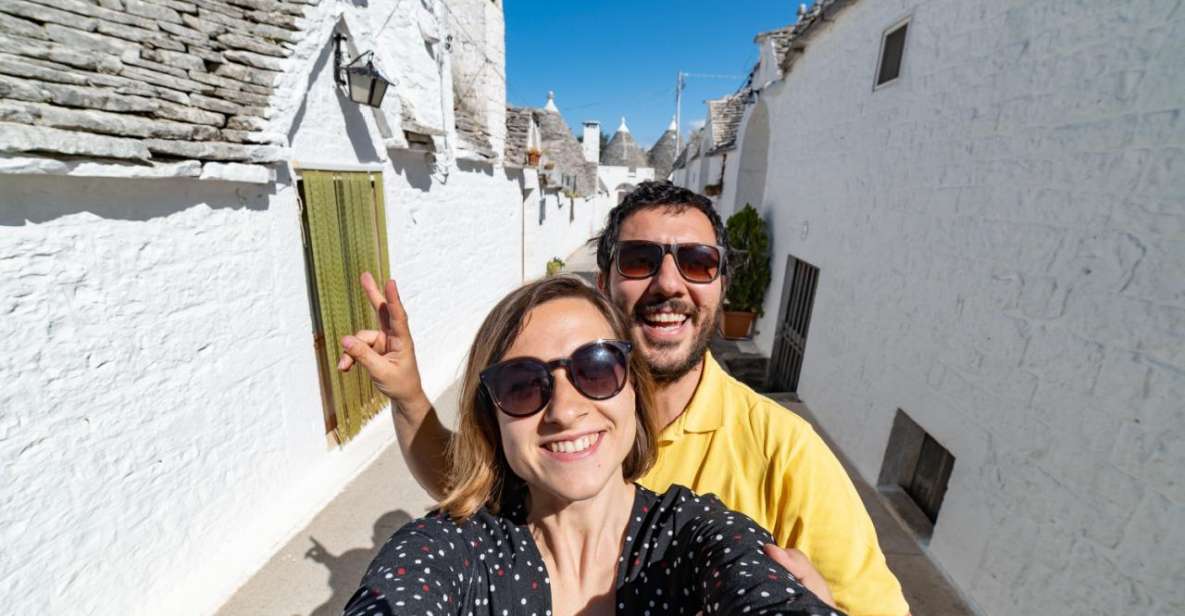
[438,275,658,521]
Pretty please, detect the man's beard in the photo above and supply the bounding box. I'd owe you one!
[634,299,719,384]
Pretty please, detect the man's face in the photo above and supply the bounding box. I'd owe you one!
[600,206,724,382]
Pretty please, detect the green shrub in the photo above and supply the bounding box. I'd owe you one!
[724,204,771,315]
[545,257,565,276]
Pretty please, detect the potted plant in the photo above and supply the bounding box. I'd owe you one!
[545,257,565,276]
[527,147,542,167]
[721,204,771,339]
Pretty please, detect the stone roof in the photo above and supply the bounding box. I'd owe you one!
[671,126,701,171]
[600,118,647,168]
[706,93,746,154]
[647,126,676,180]
[0,0,316,169]
[777,0,855,74]
[755,26,795,60]
[503,105,531,167]
[454,100,494,160]
[532,106,594,196]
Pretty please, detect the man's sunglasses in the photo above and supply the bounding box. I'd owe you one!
[613,240,725,284]
[479,339,633,417]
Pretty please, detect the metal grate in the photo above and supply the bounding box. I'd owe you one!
[766,255,820,392]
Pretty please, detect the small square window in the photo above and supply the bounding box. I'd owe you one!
[876,20,909,87]
[877,409,955,543]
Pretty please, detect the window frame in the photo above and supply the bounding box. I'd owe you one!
[873,16,911,90]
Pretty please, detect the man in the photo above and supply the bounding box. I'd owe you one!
[339,182,909,615]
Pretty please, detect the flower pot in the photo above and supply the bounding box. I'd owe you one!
[721,310,756,340]
[527,151,541,166]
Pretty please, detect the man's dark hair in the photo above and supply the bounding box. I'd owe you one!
[593,181,729,277]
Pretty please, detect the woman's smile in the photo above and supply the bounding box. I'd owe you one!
[539,429,607,459]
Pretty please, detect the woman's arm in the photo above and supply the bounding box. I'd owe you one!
[343,516,472,615]
[338,272,454,499]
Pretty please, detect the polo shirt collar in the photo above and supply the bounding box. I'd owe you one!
[681,350,726,434]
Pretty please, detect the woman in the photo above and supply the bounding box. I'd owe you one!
[342,276,840,616]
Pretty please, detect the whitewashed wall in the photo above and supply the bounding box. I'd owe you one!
[599,164,655,202]
[0,1,524,615]
[752,1,1185,613]
[520,179,606,280]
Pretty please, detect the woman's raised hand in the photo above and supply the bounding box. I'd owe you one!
[337,272,427,407]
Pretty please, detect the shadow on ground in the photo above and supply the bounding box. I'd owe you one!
[302,509,413,616]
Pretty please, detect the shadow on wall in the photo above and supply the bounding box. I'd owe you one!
[0,173,281,226]
[388,149,434,193]
[303,509,414,616]
[457,159,493,177]
[288,35,382,165]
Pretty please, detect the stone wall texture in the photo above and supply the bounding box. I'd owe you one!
[0,0,524,614]
[750,0,1185,613]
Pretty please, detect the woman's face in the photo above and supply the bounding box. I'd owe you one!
[495,297,637,506]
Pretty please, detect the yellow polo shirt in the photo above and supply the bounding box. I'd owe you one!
[638,352,909,616]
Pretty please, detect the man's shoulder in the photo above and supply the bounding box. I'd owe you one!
[717,376,816,443]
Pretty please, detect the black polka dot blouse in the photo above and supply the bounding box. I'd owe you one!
[343,484,843,615]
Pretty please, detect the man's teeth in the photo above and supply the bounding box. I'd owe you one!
[546,434,597,453]
[644,313,687,324]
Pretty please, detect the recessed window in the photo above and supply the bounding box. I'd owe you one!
[876,20,909,87]
[877,409,955,542]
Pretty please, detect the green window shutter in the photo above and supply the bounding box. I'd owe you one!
[302,170,390,444]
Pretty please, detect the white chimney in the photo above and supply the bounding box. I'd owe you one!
[582,121,600,163]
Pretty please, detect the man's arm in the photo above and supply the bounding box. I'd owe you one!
[766,414,911,616]
[338,272,454,500]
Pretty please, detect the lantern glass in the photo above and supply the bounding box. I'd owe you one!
[368,77,388,107]
[342,54,393,108]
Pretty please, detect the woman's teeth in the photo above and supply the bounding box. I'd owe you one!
[546,433,598,453]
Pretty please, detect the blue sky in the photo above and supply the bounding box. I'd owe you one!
[503,1,811,146]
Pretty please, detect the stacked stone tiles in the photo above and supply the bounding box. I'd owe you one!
[647,126,676,180]
[706,93,746,154]
[600,126,647,168]
[776,0,854,74]
[532,107,594,197]
[454,97,493,159]
[0,0,318,166]
[502,105,530,167]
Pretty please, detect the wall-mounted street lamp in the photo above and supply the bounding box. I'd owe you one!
[334,33,395,108]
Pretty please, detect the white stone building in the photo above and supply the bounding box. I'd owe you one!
[0,0,552,613]
[690,0,1185,613]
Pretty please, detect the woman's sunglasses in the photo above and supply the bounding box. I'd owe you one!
[479,339,633,417]
[614,240,724,284]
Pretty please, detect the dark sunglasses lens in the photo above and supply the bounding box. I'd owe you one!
[676,244,721,282]
[570,343,628,399]
[617,242,663,278]
[490,361,550,416]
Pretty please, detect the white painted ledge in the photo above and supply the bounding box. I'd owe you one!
[0,155,278,184]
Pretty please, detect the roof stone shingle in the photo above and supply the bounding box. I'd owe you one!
[532,106,594,196]
[647,126,676,180]
[706,93,746,154]
[503,105,531,167]
[776,0,855,74]
[0,0,315,166]
[600,123,647,168]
